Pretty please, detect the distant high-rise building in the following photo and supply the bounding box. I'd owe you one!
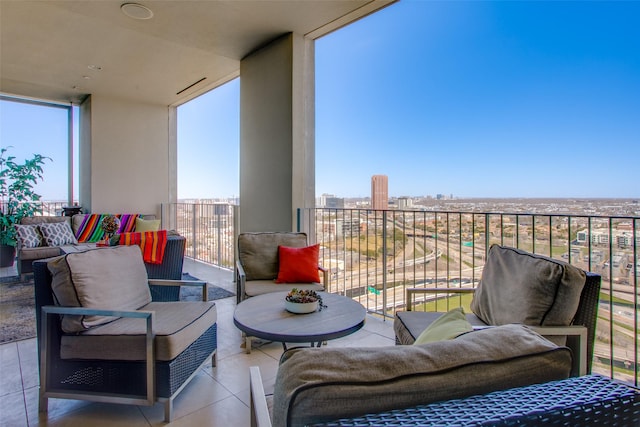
[371,175,388,210]
[397,197,413,210]
[319,193,344,208]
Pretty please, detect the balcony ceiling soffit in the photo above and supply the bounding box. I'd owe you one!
[0,0,395,106]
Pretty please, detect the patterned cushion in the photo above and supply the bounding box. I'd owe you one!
[38,222,78,246]
[75,213,140,243]
[14,224,43,248]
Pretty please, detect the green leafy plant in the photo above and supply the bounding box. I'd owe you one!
[0,146,50,246]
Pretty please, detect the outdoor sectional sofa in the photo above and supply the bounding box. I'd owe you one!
[250,326,640,426]
[15,213,185,280]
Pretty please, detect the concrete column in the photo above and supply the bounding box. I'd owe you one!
[239,32,315,233]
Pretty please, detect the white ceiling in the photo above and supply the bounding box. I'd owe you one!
[1,0,395,106]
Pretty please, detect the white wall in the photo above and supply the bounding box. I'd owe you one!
[79,95,171,216]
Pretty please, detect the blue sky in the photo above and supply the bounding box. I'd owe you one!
[3,1,639,200]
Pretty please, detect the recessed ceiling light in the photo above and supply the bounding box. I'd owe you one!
[121,3,154,20]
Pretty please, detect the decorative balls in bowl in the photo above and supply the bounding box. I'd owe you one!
[101,215,121,236]
[285,289,324,314]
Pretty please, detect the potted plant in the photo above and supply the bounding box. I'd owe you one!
[285,288,326,313]
[0,146,50,267]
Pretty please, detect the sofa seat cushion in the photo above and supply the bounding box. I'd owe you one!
[238,232,308,281]
[471,245,586,328]
[48,245,152,333]
[18,246,61,261]
[244,279,323,298]
[60,301,217,361]
[394,310,487,345]
[273,324,572,427]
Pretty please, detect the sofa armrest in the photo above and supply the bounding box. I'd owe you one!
[40,305,156,407]
[250,366,272,427]
[236,260,247,304]
[530,325,588,376]
[148,279,208,301]
[406,287,477,311]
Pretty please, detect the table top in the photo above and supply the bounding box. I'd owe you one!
[233,291,366,344]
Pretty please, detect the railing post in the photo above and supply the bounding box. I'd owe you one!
[191,205,197,260]
[382,210,388,316]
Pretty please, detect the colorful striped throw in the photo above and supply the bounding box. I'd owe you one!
[75,214,140,243]
[119,230,168,264]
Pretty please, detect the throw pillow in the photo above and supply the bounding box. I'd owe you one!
[470,245,586,327]
[14,224,44,248]
[413,307,473,345]
[47,245,151,333]
[39,221,78,246]
[275,244,321,283]
[135,217,160,232]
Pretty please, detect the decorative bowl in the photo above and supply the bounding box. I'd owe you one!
[285,300,318,314]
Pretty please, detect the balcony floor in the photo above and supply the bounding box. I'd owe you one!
[0,258,395,426]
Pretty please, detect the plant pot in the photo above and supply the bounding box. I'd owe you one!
[285,299,318,314]
[0,244,16,268]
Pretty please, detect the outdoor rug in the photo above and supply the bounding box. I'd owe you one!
[180,272,236,301]
[0,272,234,344]
[0,275,36,344]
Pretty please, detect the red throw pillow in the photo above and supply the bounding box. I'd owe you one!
[275,244,321,283]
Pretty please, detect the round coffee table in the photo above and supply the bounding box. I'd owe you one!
[233,291,366,352]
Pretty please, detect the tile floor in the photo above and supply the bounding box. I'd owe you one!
[0,259,396,426]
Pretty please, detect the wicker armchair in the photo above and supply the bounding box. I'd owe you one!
[33,245,217,423]
[235,232,327,303]
[394,245,602,377]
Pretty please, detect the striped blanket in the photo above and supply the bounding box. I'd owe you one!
[75,214,140,243]
[119,230,168,264]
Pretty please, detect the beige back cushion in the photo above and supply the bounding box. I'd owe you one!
[21,216,70,226]
[471,245,586,327]
[273,324,571,426]
[48,245,151,333]
[238,232,308,281]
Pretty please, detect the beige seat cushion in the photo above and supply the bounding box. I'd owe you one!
[19,246,61,261]
[48,245,152,333]
[60,301,217,361]
[238,232,308,280]
[244,279,324,297]
[273,324,571,427]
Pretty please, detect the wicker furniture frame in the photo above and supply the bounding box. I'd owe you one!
[312,374,640,426]
[395,271,601,376]
[250,369,639,427]
[33,258,217,423]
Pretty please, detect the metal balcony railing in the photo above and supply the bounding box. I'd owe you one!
[298,207,639,387]
[165,203,236,269]
[159,203,638,386]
